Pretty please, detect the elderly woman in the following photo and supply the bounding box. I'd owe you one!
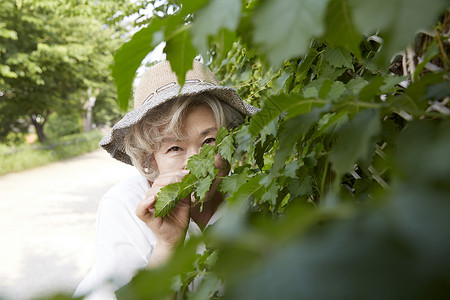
[74,60,257,299]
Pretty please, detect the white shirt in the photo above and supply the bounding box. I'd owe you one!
[74,174,222,299]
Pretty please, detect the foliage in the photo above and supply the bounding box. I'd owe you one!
[111,0,449,299]
[0,130,103,176]
[45,112,82,139]
[0,0,133,143]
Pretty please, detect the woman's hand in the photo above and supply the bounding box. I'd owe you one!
[135,170,191,266]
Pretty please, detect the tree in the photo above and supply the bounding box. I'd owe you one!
[0,0,133,143]
[106,0,450,299]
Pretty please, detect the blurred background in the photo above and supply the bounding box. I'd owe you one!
[1,0,450,299]
[0,1,143,298]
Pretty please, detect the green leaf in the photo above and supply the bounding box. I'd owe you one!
[213,28,237,63]
[284,160,303,179]
[358,76,384,102]
[187,273,220,300]
[288,177,313,198]
[393,72,446,114]
[324,0,362,59]
[349,0,448,63]
[272,107,325,174]
[261,181,280,207]
[215,127,229,144]
[249,94,324,137]
[414,40,440,81]
[329,109,381,176]
[380,75,407,93]
[326,81,346,101]
[155,173,197,217]
[295,47,321,84]
[219,167,250,197]
[252,0,329,67]
[226,175,265,207]
[311,111,348,141]
[191,0,241,59]
[218,134,234,163]
[346,77,368,94]
[186,144,216,178]
[195,174,215,200]
[113,21,164,111]
[318,79,333,99]
[164,26,198,88]
[323,47,354,71]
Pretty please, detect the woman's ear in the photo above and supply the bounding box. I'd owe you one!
[150,154,156,165]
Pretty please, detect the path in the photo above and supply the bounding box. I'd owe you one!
[0,148,139,299]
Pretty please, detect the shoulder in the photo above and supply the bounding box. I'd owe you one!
[100,174,149,213]
[95,173,155,258]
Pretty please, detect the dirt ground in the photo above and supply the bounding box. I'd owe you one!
[0,148,138,299]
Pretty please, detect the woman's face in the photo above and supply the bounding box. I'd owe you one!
[153,105,229,186]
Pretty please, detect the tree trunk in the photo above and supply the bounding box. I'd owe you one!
[30,113,48,143]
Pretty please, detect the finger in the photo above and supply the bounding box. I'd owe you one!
[153,170,190,187]
[136,195,156,221]
[177,196,192,209]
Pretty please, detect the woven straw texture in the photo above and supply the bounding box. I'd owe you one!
[100,60,258,165]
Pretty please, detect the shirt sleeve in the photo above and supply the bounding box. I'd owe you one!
[74,177,155,299]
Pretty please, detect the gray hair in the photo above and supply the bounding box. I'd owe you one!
[124,92,245,181]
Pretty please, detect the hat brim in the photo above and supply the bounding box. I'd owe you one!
[100,83,259,165]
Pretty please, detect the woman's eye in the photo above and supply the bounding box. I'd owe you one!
[203,138,216,145]
[167,146,181,152]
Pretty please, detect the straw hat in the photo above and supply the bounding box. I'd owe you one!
[100,60,259,165]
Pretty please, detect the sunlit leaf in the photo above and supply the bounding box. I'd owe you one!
[113,21,164,111]
[191,0,241,59]
[164,27,198,88]
[155,173,197,217]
